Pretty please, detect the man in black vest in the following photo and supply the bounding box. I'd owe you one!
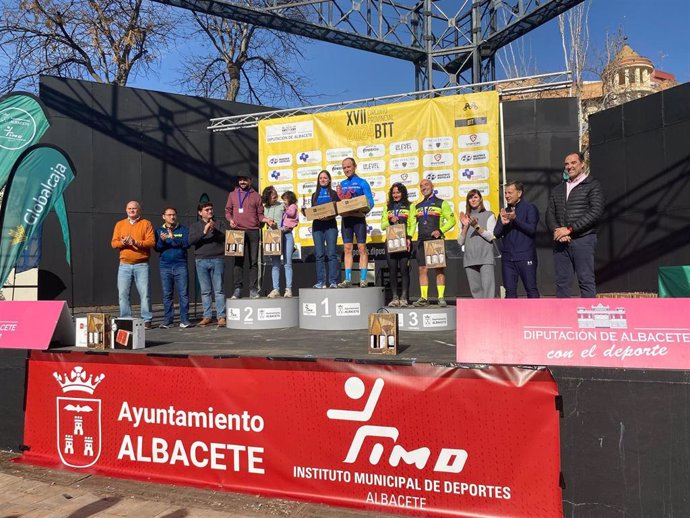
[546,152,605,298]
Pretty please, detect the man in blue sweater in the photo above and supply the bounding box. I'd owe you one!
[337,157,375,288]
[154,207,192,328]
[493,181,540,298]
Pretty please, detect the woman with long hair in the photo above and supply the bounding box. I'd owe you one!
[380,182,416,306]
[457,189,496,298]
[310,170,340,288]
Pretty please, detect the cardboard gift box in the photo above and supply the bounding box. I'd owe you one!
[86,313,112,349]
[423,239,447,268]
[303,202,336,221]
[111,318,145,350]
[75,317,88,347]
[368,312,398,355]
[336,195,370,217]
[386,224,407,253]
[225,230,245,256]
[263,228,282,256]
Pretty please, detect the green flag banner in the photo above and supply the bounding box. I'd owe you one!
[0,145,75,288]
[0,92,51,190]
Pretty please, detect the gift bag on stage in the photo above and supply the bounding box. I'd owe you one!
[368,309,398,355]
[225,230,245,256]
[423,239,446,268]
[386,224,407,253]
[263,229,282,256]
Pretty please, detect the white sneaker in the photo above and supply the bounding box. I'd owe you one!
[267,289,280,299]
[284,289,293,298]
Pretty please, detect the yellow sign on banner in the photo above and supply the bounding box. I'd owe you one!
[258,92,499,247]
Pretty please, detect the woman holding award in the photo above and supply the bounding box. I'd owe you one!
[457,189,497,298]
[309,170,340,288]
[380,183,416,306]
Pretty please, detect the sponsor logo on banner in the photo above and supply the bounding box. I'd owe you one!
[359,160,385,174]
[268,168,293,182]
[458,133,489,148]
[327,163,345,177]
[0,107,37,151]
[327,377,469,476]
[432,186,454,200]
[272,183,294,195]
[357,144,385,158]
[373,191,387,205]
[367,222,383,237]
[297,166,321,180]
[422,153,454,168]
[458,183,490,197]
[459,167,490,181]
[258,308,282,321]
[267,153,292,167]
[368,208,384,220]
[296,150,322,164]
[265,121,314,143]
[336,303,360,317]
[297,181,317,195]
[389,156,418,171]
[299,226,313,239]
[389,171,419,186]
[389,140,419,155]
[302,303,317,316]
[458,150,489,165]
[407,188,420,202]
[423,169,454,183]
[228,308,241,321]
[365,175,386,189]
[423,136,453,151]
[326,148,353,162]
[54,366,104,468]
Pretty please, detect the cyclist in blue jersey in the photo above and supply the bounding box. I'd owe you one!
[336,157,375,288]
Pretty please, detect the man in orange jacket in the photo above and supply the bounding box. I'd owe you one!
[111,201,155,328]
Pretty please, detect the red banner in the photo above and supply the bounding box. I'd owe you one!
[456,298,690,368]
[22,352,561,517]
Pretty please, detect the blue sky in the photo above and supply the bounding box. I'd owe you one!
[134,0,690,105]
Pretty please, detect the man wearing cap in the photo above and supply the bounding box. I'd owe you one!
[225,174,268,299]
[111,200,155,328]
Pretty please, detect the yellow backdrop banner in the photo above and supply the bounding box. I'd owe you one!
[258,92,499,247]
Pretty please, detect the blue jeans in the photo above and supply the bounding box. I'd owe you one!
[195,258,225,319]
[554,233,597,298]
[160,262,190,324]
[271,231,294,290]
[313,223,339,286]
[117,263,152,321]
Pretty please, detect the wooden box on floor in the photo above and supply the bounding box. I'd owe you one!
[86,313,112,349]
[225,230,245,256]
[368,312,398,355]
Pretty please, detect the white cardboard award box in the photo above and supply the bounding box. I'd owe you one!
[75,317,88,347]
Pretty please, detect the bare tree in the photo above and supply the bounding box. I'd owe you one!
[558,1,590,95]
[175,11,312,105]
[0,0,179,93]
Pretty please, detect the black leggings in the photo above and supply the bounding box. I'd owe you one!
[387,252,410,296]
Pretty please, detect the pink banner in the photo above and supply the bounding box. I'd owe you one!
[0,301,73,349]
[456,298,690,368]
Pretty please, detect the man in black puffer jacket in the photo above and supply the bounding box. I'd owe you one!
[546,152,605,298]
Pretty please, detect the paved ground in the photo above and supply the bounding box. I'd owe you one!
[0,451,400,518]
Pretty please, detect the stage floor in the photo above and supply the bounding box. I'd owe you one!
[64,305,457,363]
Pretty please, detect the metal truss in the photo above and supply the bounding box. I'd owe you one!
[152,0,584,89]
[207,70,572,131]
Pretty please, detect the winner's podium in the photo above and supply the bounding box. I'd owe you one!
[299,287,385,330]
[388,306,456,332]
[225,297,299,329]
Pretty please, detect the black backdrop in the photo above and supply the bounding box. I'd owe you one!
[590,81,690,292]
[36,77,580,305]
